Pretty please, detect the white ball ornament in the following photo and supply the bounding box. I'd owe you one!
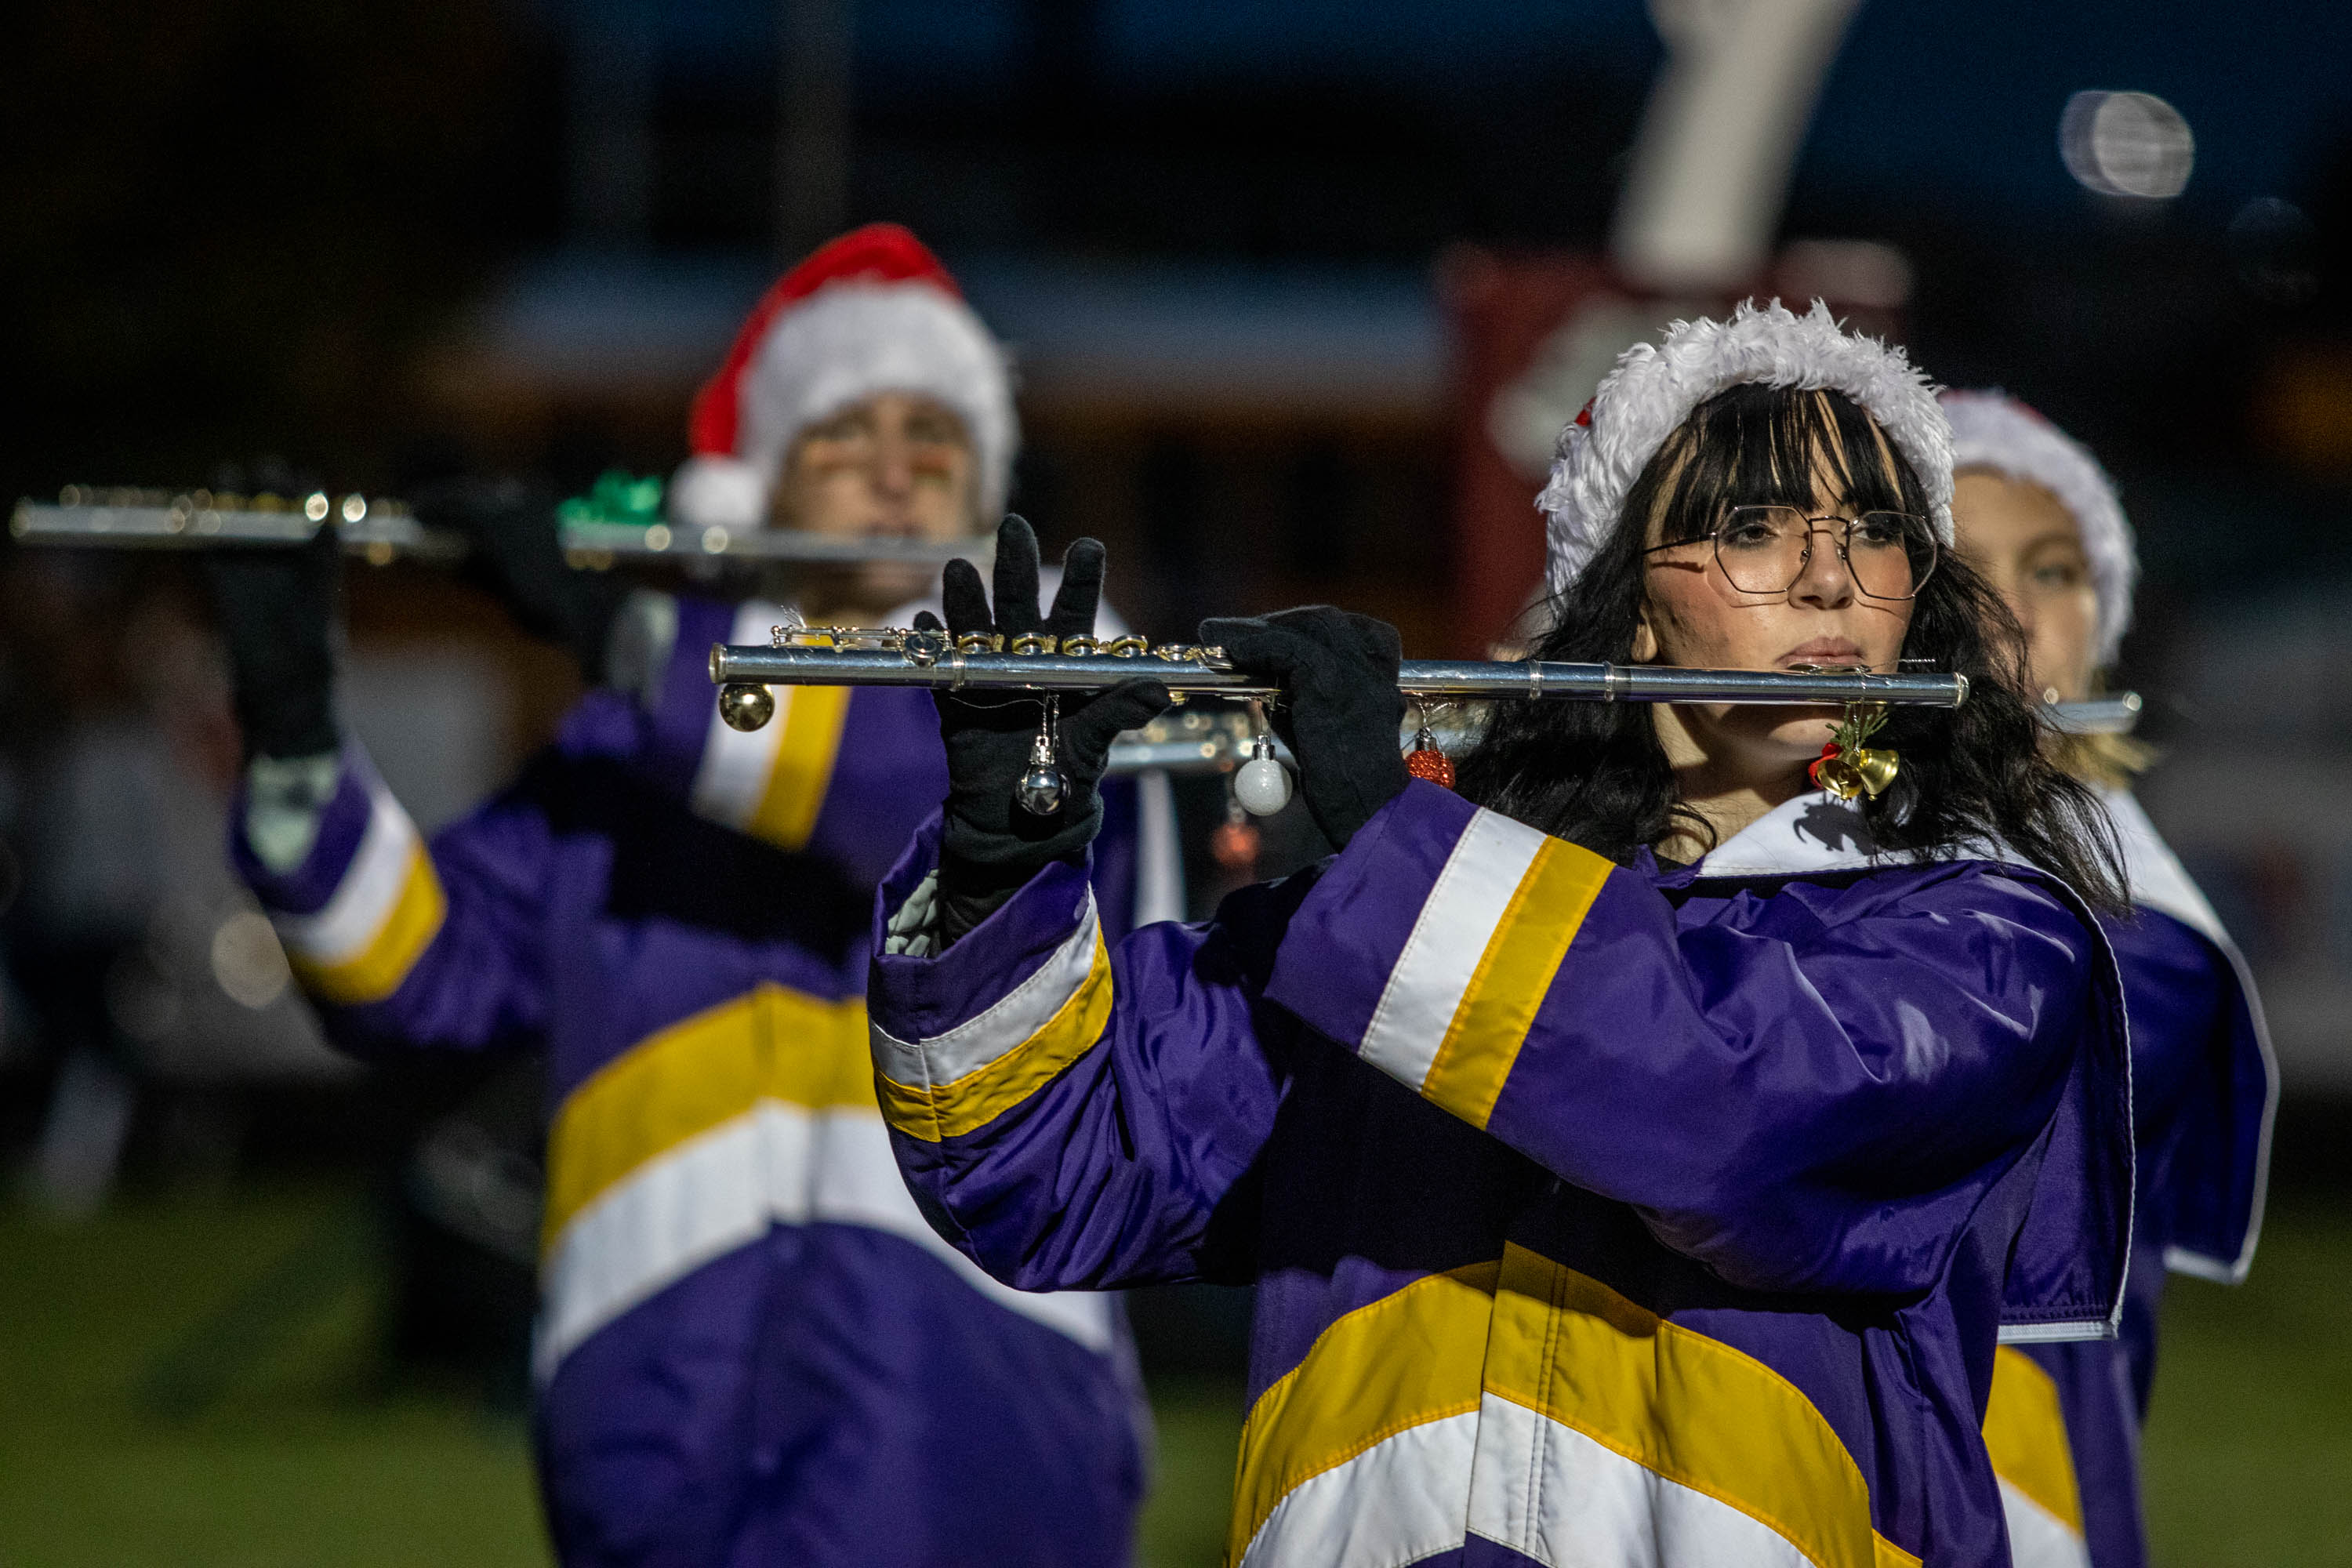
[1234,755,1293,818]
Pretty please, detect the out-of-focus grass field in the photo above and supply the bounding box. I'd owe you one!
[0,1182,2342,1567]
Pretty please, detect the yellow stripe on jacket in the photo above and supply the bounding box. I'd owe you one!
[274,788,447,1007]
[1227,1244,1922,1568]
[1227,1262,1499,1564]
[749,684,851,849]
[543,982,871,1250]
[689,673,854,851]
[1356,809,1612,1128]
[1984,1346,2086,1537]
[1421,836,1611,1127]
[1483,1245,1920,1568]
[869,894,1115,1145]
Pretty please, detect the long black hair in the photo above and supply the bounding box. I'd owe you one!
[1458,383,2126,908]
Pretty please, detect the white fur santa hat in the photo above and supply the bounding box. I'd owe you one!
[1940,389,2136,667]
[669,223,1018,531]
[1539,299,1955,593]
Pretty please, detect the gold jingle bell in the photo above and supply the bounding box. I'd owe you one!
[1851,747,1900,797]
[1813,745,1898,802]
[718,682,776,733]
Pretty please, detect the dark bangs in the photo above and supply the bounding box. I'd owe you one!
[1457,383,2125,908]
[1640,382,1925,550]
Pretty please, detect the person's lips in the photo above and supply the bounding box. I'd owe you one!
[1779,639,1867,669]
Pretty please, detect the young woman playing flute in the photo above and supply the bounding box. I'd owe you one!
[869,303,2134,1567]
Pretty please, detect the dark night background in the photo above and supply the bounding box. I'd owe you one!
[1,3,2348,1563]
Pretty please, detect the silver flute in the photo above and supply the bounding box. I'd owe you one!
[1104,700,2141,778]
[709,627,1971,732]
[9,492,975,568]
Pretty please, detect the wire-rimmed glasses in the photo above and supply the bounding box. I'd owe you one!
[1643,506,1938,601]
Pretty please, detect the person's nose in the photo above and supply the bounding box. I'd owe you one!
[1789,525,1857,609]
[871,433,916,502]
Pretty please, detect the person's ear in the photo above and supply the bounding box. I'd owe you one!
[1631,603,1660,663]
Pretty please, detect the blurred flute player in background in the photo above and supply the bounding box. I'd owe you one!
[1944,390,2277,1568]
[204,225,1167,1566]
[865,304,2136,1566]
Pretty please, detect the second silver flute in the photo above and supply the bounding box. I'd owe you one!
[710,633,1969,731]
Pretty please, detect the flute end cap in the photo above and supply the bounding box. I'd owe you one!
[718,682,776,733]
[1951,673,1970,708]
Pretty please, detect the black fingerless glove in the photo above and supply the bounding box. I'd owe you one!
[931,517,1167,943]
[205,524,343,761]
[1200,607,1409,851]
[412,475,628,683]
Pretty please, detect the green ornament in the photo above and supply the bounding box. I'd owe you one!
[557,469,666,526]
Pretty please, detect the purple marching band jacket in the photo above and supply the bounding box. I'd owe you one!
[1983,789,2277,1568]
[869,778,2136,1568]
[231,592,1178,1567]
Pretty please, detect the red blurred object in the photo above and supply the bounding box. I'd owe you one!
[1405,746,1456,789]
[1439,248,1621,655]
[1210,818,1261,874]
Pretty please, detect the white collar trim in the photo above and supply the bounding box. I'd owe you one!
[1690,792,1990,880]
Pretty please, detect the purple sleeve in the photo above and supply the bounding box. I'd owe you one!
[866,820,1292,1290]
[1264,782,2107,1302]
[230,742,549,1055]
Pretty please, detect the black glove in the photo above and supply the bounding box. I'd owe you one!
[205,523,342,761]
[412,475,628,682]
[930,517,1168,942]
[1200,607,1409,851]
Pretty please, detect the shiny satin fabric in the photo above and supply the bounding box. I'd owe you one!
[869,783,2132,1566]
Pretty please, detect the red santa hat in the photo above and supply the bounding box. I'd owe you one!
[1538,299,1955,593]
[669,223,1017,531]
[1940,390,2136,668]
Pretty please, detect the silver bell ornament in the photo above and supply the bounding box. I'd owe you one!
[1233,736,1292,818]
[1015,696,1067,817]
[717,682,775,733]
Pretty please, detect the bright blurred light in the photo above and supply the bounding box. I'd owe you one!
[210,910,291,1010]
[2060,90,2194,199]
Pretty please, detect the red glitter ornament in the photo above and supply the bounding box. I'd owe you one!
[1406,746,1456,789]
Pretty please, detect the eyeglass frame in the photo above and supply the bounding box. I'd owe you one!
[1640,506,1940,602]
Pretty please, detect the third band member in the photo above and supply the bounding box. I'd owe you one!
[1945,388,2276,1568]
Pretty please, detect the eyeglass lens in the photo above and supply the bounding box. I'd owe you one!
[1712,506,1936,600]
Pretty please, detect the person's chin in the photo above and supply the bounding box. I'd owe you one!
[1757,713,1839,753]
[856,561,930,607]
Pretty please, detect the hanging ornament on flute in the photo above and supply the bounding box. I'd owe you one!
[1809,702,1900,801]
[1404,702,1456,790]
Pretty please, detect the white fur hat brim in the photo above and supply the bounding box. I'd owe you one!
[1940,390,2136,667]
[666,455,769,531]
[1537,299,1955,595]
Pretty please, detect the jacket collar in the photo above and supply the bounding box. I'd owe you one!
[1690,791,1962,880]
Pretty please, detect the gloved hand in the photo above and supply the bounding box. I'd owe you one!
[412,475,628,682]
[1199,607,1408,851]
[205,523,343,761]
[929,517,1167,943]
